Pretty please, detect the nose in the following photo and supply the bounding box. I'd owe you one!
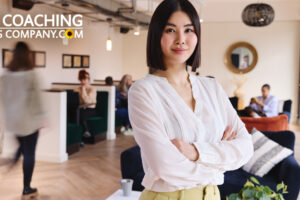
[175,31,185,45]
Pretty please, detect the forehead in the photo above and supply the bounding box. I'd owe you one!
[167,11,193,26]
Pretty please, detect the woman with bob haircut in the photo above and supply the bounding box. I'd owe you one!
[128,0,253,199]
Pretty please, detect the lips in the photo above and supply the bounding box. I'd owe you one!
[172,48,186,54]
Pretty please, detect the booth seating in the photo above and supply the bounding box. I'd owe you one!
[66,90,109,153]
[66,90,82,155]
[84,91,108,144]
[120,131,300,200]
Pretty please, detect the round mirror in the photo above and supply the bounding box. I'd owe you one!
[225,42,258,74]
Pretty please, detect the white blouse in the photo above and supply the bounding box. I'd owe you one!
[128,73,253,192]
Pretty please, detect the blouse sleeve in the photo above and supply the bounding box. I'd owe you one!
[128,82,222,186]
[193,79,254,171]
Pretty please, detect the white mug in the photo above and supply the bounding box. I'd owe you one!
[120,179,134,196]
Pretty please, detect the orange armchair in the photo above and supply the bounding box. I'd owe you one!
[240,114,289,132]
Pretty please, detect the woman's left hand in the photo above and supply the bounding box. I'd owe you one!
[171,139,199,161]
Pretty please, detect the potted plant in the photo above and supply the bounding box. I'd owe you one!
[228,177,288,200]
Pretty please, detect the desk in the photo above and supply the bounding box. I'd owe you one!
[106,189,141,200]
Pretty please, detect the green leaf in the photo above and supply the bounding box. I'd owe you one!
[255,191,264,198]
[278,194,284,200]
[259,194,271,200]
[243,189,255,198]
[244,181,255,187]
[283,185,288,193]
[250,177,260,185]
[228,193,239,200]
[277,183,284,192]
[263,186,272,195]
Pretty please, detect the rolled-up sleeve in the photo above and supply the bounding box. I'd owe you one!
[128,82,222,186]
[193,80,254,171]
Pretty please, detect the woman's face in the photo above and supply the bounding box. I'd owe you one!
[80,78,90,86]
[126,76,133,86]
[160,11,198,67]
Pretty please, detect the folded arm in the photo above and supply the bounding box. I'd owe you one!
[193,80,254,171]
[128,84,222,186]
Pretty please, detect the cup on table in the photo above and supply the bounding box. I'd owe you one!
[120,179,134,196]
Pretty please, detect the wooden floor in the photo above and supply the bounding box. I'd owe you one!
[0,126,299,200]
[0,134,137,200]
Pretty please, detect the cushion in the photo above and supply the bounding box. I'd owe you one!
[242,129,293,177]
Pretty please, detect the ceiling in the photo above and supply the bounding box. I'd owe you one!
[8,0,300,29]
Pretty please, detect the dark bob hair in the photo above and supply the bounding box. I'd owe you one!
[147,0,201,72]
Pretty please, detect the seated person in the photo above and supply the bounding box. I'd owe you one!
[243,84,278,118]
[116,74,132,134]
[74,70,98,138]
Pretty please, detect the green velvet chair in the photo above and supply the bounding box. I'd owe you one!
[66,90,83,155]
[84,91,108,144]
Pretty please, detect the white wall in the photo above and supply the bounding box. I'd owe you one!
[0,2,123,88]
[200,21,300,122]
[122,30,148,79]
[122,21,300,123]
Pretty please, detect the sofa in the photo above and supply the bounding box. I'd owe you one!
[280,99,292,123]
[120,131,300,200]
[219,130,300,200]
[240,114,289,132]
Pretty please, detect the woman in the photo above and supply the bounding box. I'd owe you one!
[116,74,132,134]
[74,70,97,138]
[0,42,46,199]
[128,0,254,199]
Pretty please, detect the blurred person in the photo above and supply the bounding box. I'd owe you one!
[0,41,46,199]
[239,55,249,70]
[244,84,278,118]
[105,76,114,86]
[116,74,132,134]
[74,70,98,139]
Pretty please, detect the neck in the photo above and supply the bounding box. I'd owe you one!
[155,64,189,86]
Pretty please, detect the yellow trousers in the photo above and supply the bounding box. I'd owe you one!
[139,185,221,200]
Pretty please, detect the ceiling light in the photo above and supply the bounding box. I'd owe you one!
[106,37,112,51]
[134,26,140,36]
[242,3,275,27]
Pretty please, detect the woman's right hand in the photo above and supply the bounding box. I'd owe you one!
[221,125,237,141]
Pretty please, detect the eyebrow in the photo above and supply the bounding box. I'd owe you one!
[166,23,194,27]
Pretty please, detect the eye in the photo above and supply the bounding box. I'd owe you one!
[165,28,175,33]
[185,28,194,33]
